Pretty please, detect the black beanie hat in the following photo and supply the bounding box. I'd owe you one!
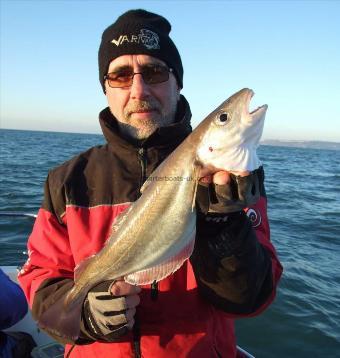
[98,9,183,92]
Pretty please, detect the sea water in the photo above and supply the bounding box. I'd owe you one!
[0,129,339,357]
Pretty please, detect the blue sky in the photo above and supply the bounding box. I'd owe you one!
[1,0,339,141]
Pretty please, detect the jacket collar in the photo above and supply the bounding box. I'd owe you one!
[99,95,192,150]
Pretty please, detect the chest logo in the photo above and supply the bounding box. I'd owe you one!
[246,208,262,228]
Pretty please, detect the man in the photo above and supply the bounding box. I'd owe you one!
[18,9,282,357]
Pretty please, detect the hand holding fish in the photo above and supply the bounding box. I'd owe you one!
[83,280,141,340]
[198,168,261,214]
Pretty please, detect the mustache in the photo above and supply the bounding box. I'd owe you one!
[125,100,161,117]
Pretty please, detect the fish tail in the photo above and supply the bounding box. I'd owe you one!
[37,286,88,341]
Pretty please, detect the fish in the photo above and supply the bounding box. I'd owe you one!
[38,88,267,340]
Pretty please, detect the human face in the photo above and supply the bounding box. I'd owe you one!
[105,54,181,140]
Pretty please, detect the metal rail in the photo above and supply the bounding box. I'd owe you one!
[0,211,37,218]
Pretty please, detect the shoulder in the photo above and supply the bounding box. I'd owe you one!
[42,145,112,215]
[47,144,109,185]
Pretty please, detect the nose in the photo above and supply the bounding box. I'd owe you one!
[129,73,151,100]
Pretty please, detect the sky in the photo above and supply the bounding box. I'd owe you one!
[1,0,339,141]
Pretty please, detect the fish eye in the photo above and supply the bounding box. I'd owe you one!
[219,113,228,122]
[215,111,229,125]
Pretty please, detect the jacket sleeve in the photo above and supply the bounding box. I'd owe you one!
[17,174,96,344]
[191,168,283,316]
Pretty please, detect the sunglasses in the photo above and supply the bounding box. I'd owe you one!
[104,64,173,88]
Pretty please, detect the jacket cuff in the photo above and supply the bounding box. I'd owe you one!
[192,211,273,314]
[195,211,252,263]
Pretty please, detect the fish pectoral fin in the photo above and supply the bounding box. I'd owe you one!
[124,234,196,285]
[191,165,201,211]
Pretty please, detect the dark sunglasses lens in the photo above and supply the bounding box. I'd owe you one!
[106,66,170,87]
[108,69,133,87]
[143,66,169,84]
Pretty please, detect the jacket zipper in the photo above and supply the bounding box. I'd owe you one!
[136,147,161,358]
[133,148,147,358]
[138,148,159,300]
[138,147,147,191]
[132,313,141,358]
[129,148,146,358]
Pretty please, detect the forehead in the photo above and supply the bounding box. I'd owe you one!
[108,54,166,72]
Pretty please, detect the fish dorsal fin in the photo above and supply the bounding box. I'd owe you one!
[124,232,195,285]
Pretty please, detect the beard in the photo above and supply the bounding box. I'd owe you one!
[119,98,178,140]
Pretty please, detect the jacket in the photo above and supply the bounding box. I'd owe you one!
[18,96,282,357]
[0,269,28,330]
[0,269,29,357]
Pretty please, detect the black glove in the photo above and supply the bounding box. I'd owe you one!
[196,167,264,214]
[82,280,140,342]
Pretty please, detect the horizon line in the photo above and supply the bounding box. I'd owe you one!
[1,127,339,145]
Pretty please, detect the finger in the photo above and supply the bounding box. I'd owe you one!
[212,171,230,185]
[92,294,140,317]
[88,293,126,312]
[110,281,141,296]
[106,307,137,330]
[106,312,128,326]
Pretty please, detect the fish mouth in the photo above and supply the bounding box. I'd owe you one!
[246,90,268,119]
